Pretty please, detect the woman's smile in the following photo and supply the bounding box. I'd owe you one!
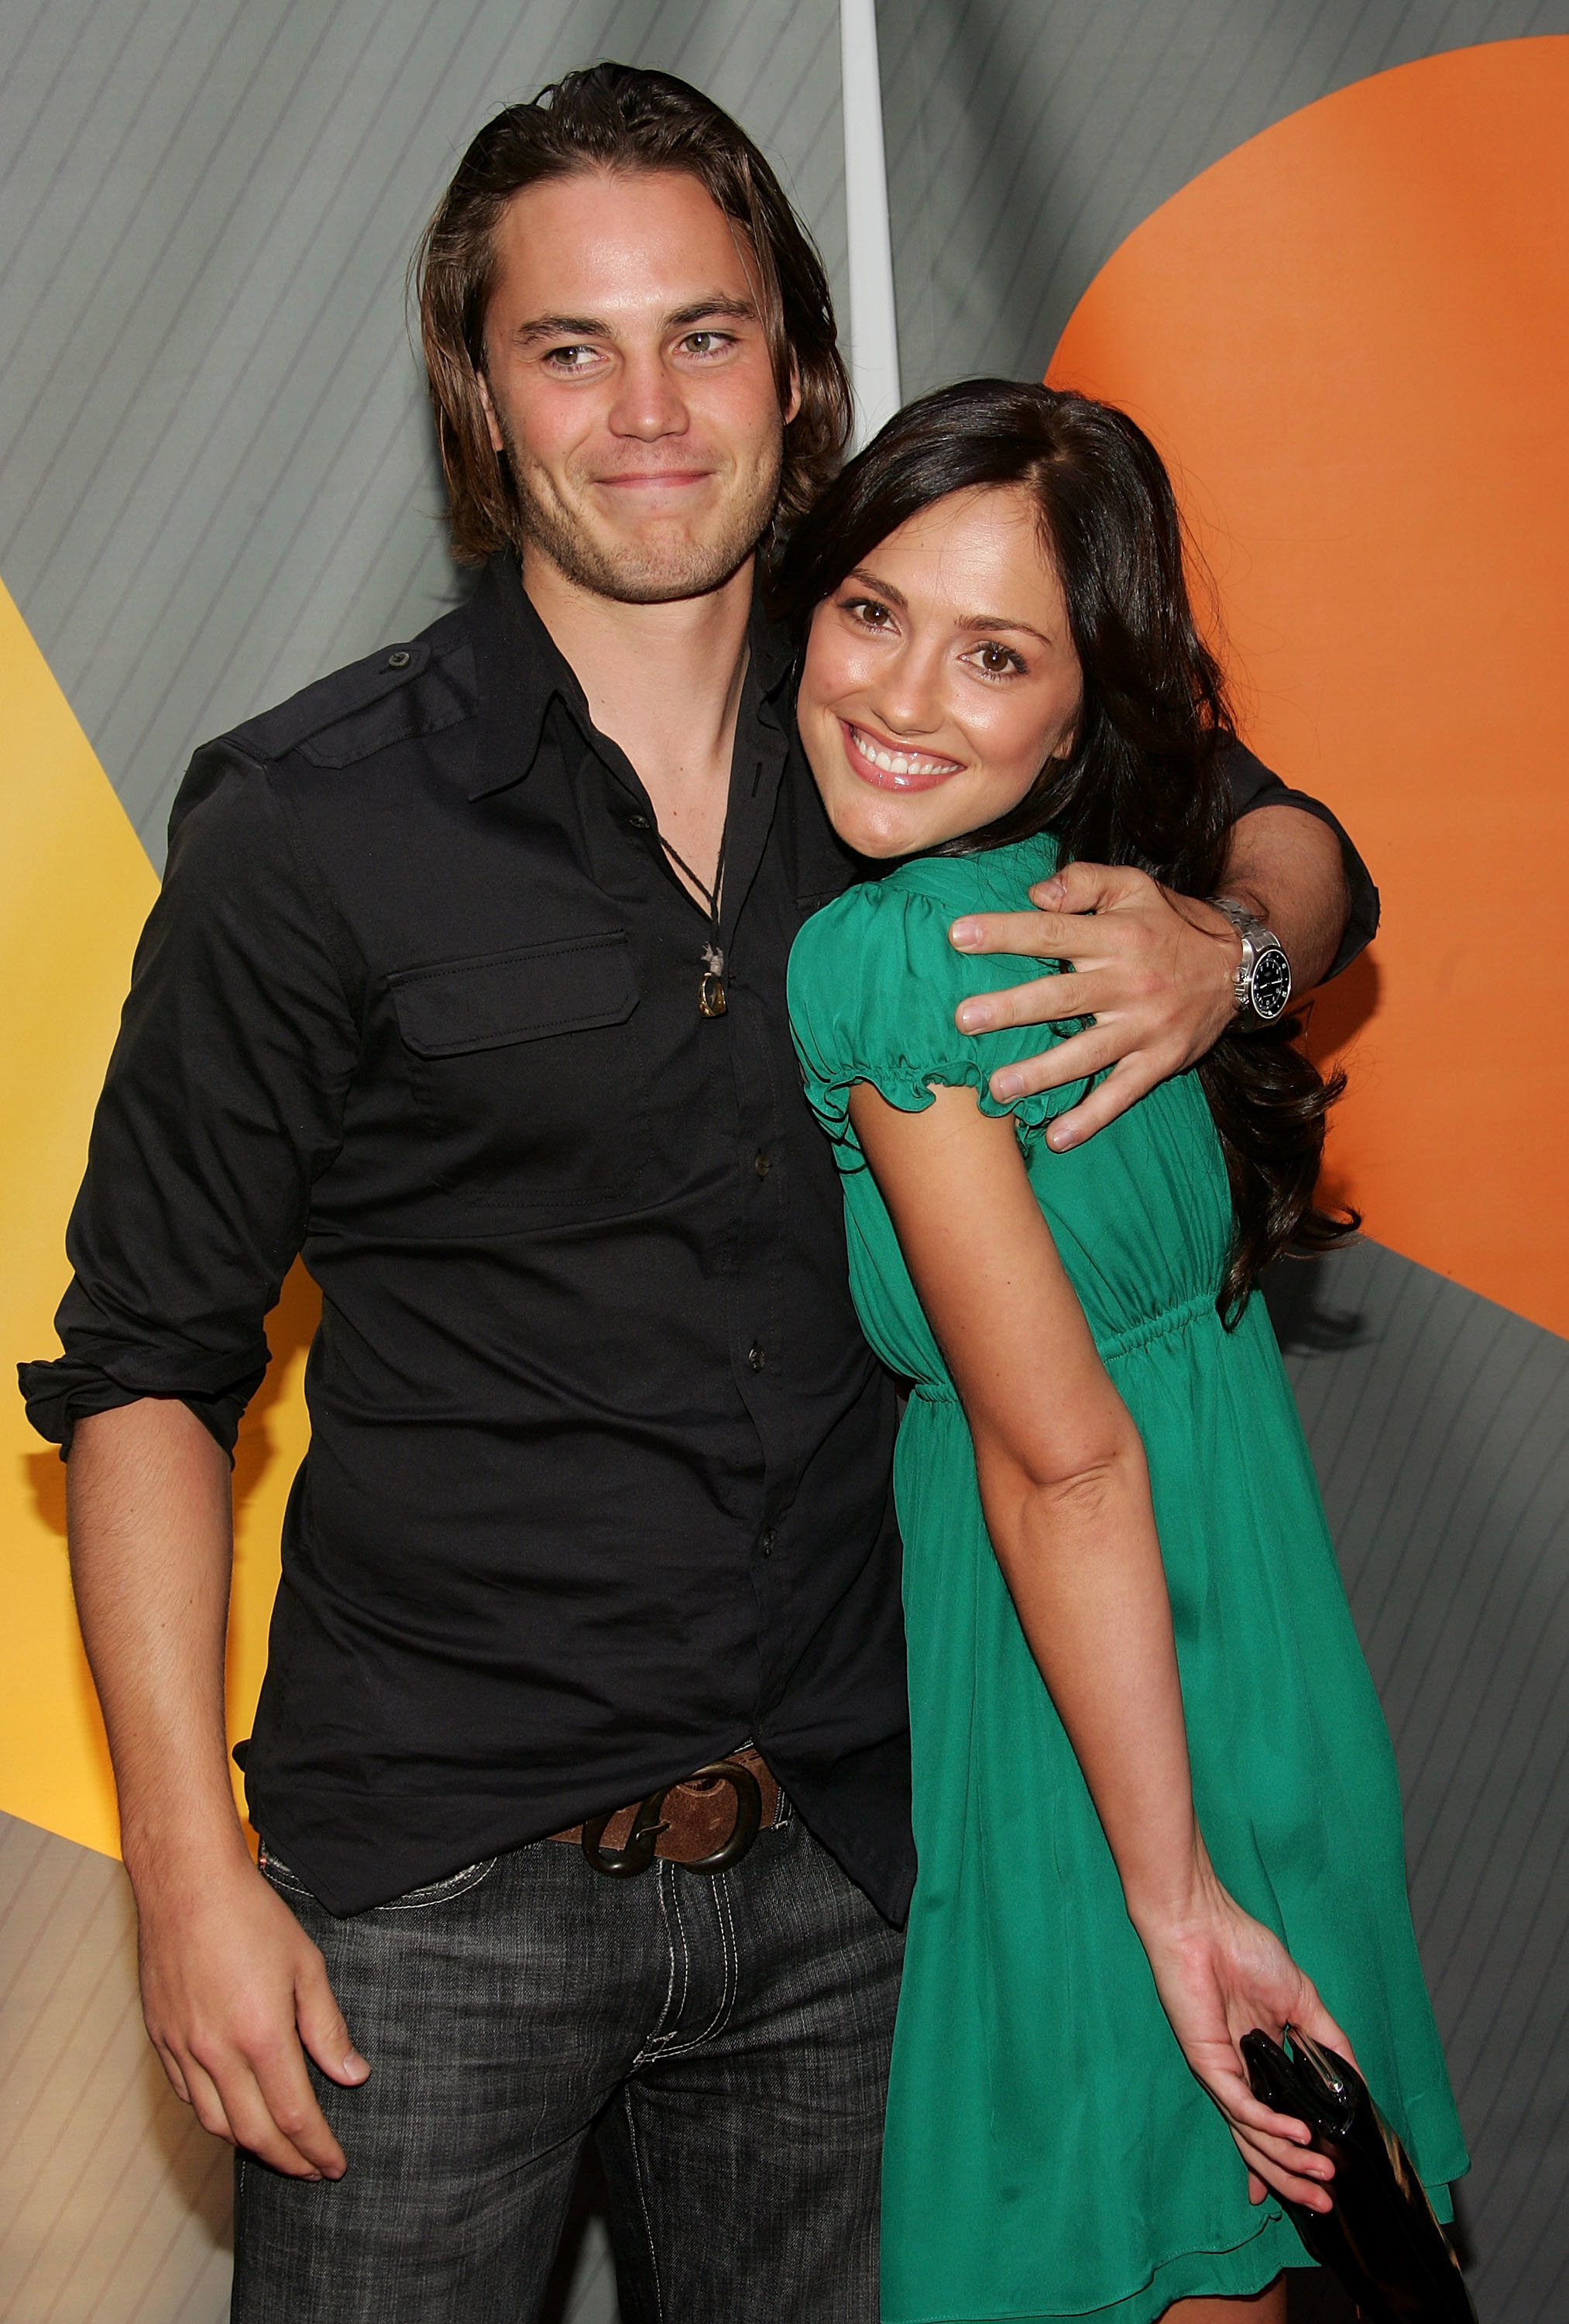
[840,719,965,792]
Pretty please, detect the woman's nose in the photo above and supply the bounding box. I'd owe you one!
[866,645,946,737]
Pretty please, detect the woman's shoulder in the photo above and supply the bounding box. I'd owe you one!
[791,831,1063,984]
[883,829,1062,915]
[787,829,1088,1147]
[787,868,978,1131]
[790,860,978,1026]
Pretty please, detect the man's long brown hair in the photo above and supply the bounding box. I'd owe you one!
[413,63,852,565]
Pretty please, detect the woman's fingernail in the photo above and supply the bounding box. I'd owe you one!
[1048,1123,1076,1150]
[956,1002,988,1033]
[1032,879,1063,905]
[991,1071,1021,1100]
[949,920,981,950]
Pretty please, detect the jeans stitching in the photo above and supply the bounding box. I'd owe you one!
[376,1858,496,1910]
[259,1846,498,1910]
[639,1870,738,2064]
[631,1865,683,2068]
[622,2084,664,2324]
[257,1841,311,1899]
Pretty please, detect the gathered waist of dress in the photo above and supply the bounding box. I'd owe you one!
[1099,1287,1221,1363]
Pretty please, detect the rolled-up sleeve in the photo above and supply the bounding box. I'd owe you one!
[1221,737,1379,978]
[19,744,361,1457]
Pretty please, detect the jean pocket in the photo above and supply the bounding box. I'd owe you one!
[257,1839,313,1899]
[375,1858,498,1911]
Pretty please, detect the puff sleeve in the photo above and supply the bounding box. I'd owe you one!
[788,875,1097,1168]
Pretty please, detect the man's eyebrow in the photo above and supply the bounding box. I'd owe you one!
[512,297,760,348]
[665,296,759,329]
[513,314,611,346]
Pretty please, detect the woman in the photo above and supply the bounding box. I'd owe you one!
[781,382,1466,2324]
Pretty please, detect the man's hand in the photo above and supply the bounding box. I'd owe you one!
[948,861,1241,1150]
[137,1842,368,2179]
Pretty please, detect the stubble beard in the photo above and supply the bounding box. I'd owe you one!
[496,411,784,605]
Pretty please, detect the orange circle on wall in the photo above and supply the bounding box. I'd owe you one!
[1049,37,1569,1339]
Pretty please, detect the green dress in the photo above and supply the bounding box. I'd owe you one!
[787,833,1467,2324]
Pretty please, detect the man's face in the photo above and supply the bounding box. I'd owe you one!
[478,168,798,603]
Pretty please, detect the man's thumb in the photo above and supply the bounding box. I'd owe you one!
[297,1970,369,2085]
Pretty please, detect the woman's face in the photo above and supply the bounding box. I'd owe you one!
[796,485,1083,858]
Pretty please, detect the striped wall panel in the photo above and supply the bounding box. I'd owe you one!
[5,7,1566,2319]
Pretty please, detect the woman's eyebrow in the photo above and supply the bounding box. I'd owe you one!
[961,615,1052,645]
[843,571,1052,648]
[844,569,908,607]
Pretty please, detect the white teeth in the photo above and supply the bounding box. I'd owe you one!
[850,726,959,778]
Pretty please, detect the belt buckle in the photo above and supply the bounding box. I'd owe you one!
[580,1758,763,1879]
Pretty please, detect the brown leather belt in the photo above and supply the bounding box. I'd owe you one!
[549,1748,779,1878]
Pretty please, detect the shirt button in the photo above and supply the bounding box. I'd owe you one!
[754,1150,771,1179]
[627,813,651,830]
[759,1528,775,1558]
[747,1342,766,1372]
[386,648,410,669]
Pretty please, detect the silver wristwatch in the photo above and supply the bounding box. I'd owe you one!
[1209,899,1293,1023]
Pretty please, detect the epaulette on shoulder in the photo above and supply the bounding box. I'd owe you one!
[225,638,434,766]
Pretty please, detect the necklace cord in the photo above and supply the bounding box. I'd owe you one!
[657,824,727,927]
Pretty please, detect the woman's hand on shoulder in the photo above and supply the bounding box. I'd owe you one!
[1135,1844,1357,2212]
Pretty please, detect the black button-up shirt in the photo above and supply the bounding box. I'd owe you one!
[21,556,1375,1920]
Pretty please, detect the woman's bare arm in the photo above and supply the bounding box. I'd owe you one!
[849,1080,1344,2208]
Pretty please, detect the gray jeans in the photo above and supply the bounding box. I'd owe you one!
[232,1806,903,2323]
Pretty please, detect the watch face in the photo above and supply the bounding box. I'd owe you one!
[1251,946,1293,1021]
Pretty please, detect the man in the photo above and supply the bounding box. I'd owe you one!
[22,64,1372,2324]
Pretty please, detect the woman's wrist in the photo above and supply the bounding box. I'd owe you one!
[1123,1833,1217,1948]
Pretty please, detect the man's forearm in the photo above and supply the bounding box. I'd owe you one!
[67,1398,249,1883]
[67,1397,364,2178]
[1219,803,1348,995]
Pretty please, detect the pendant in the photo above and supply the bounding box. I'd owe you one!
[699,941,727,1018]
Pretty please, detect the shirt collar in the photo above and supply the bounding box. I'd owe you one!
[465,550,797,803]
[465,553,586,801]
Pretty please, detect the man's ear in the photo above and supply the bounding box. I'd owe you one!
[475,368,506,456]
[784,357,802,428]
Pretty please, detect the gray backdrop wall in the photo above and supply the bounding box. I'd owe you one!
[2,6,1565,2320]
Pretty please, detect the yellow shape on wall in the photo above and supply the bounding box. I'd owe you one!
[0,576,314,1858]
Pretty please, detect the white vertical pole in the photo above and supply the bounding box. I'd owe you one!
[839,0,901,449]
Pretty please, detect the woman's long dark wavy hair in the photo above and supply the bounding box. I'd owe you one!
[772,379,1357,1323]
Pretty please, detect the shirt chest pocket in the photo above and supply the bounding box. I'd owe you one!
[388,933,645,1209]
